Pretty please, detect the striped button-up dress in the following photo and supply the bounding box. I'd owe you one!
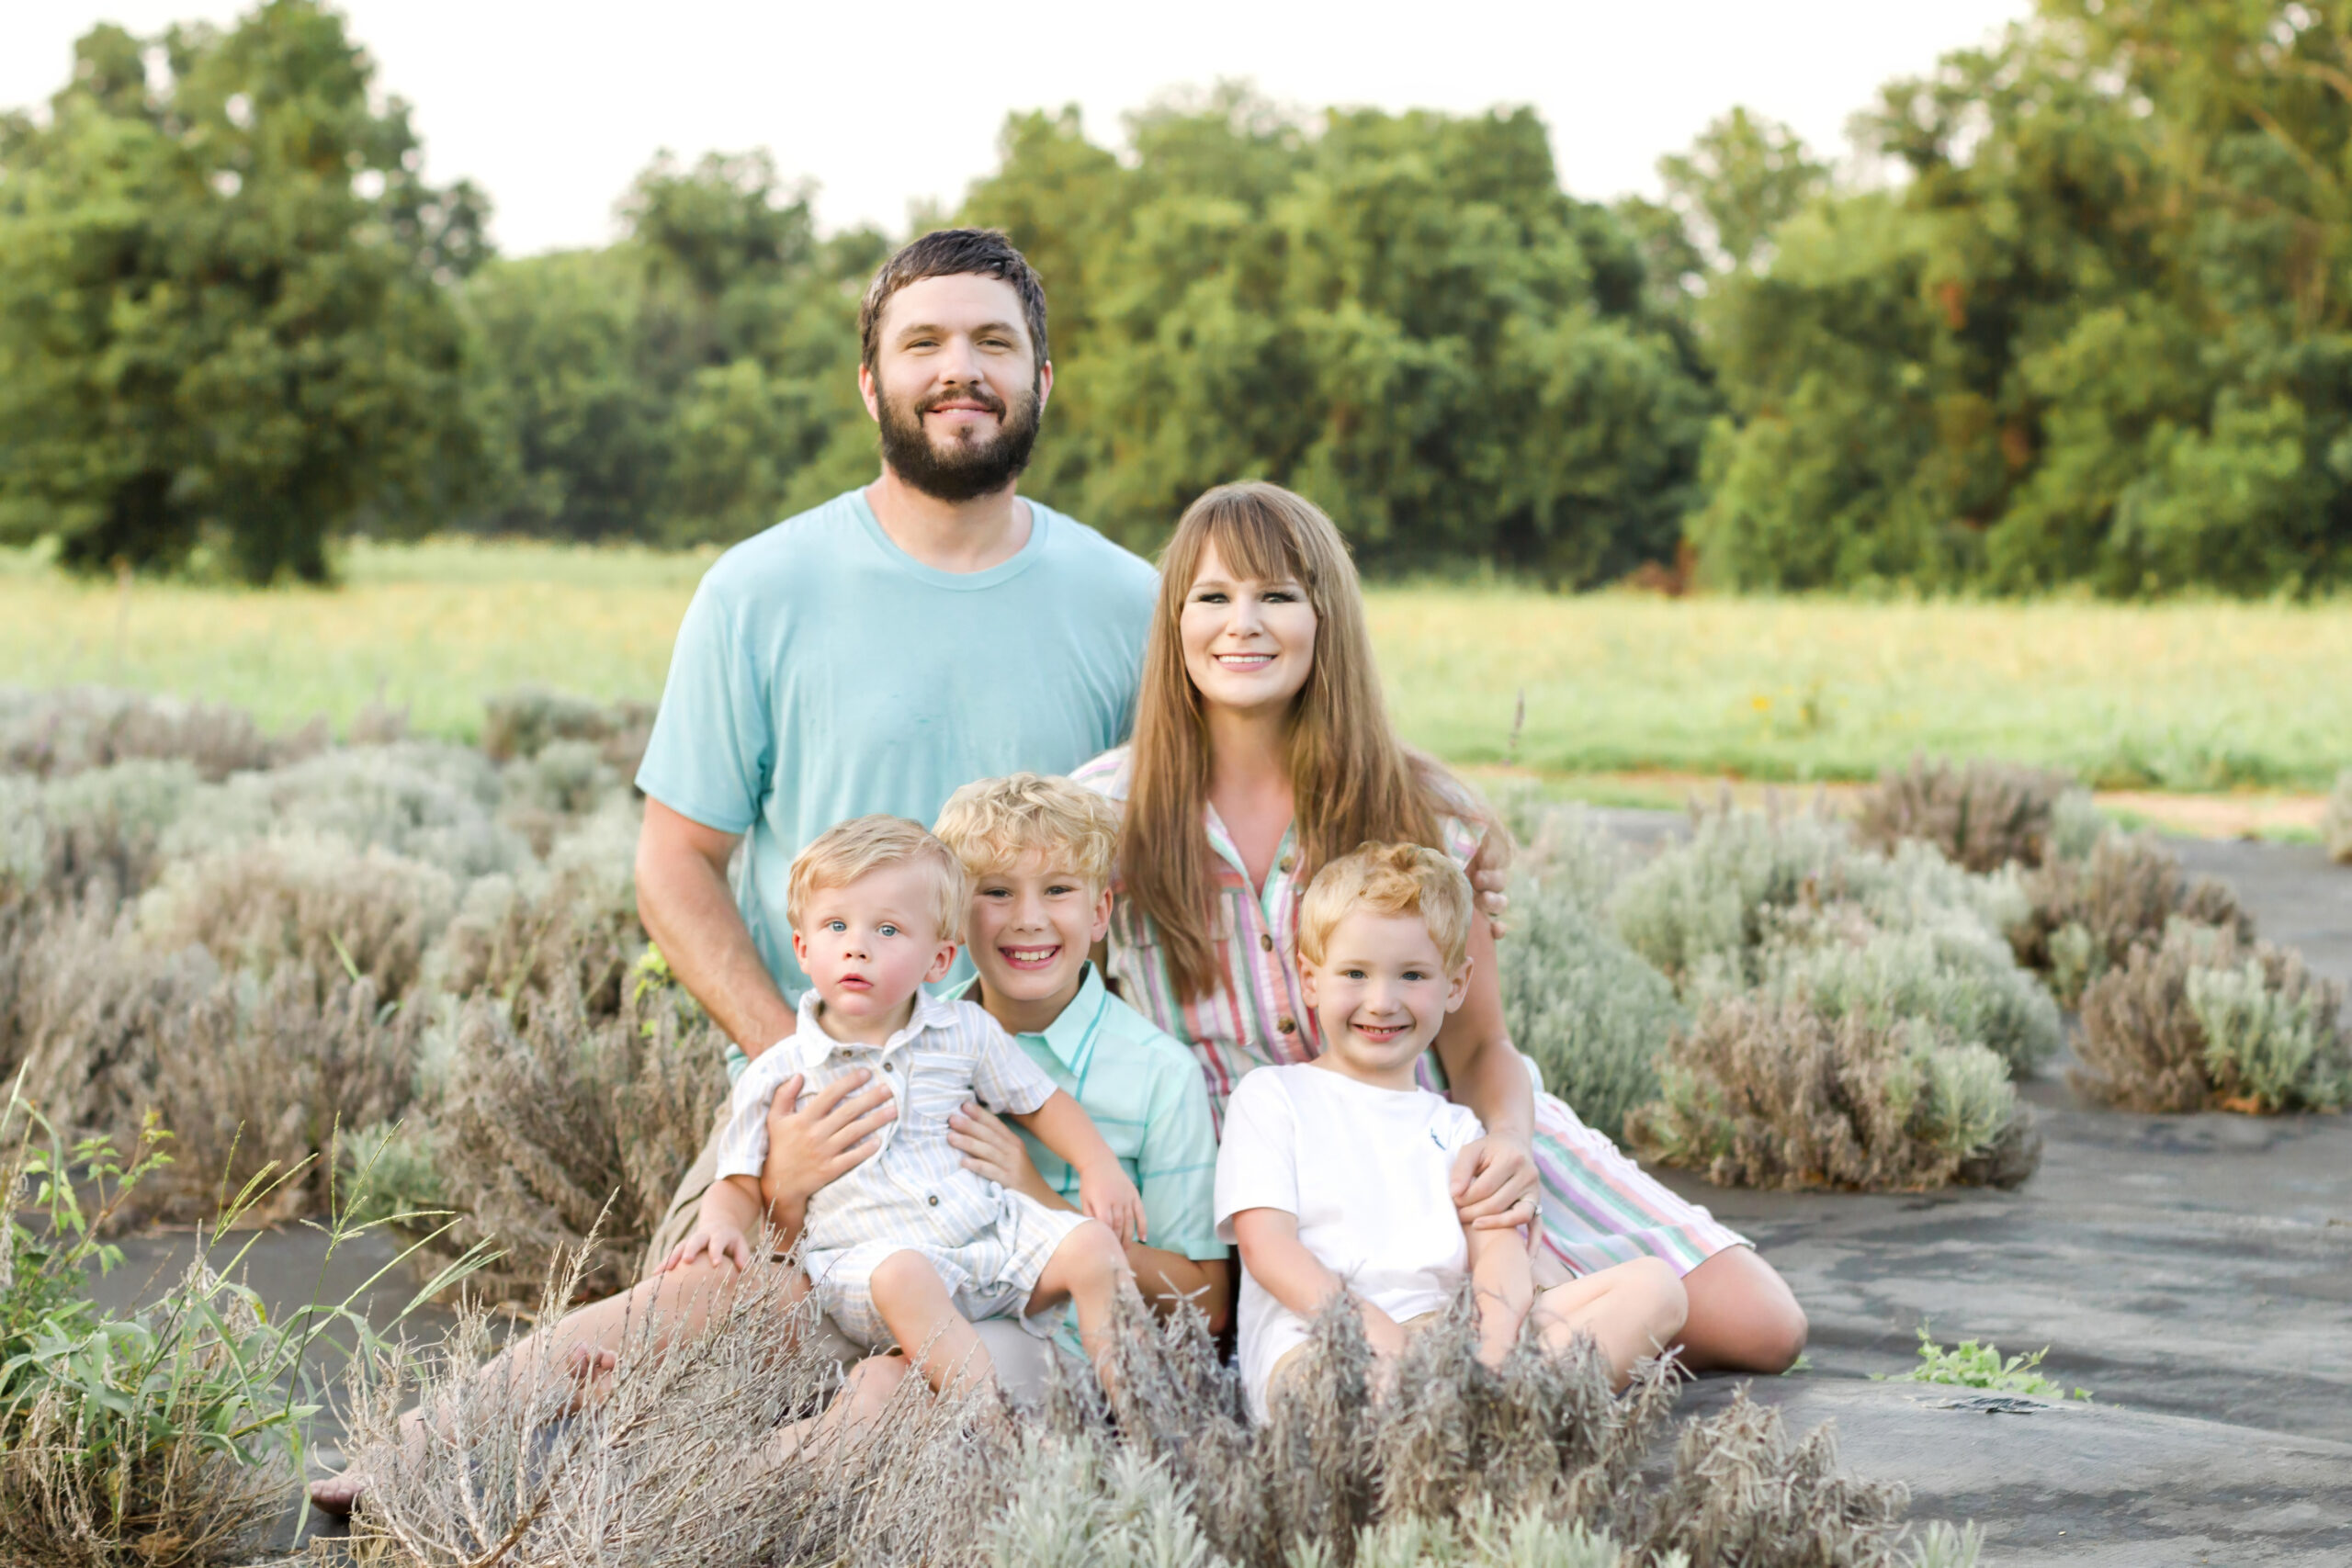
[1073,746,1746,1279]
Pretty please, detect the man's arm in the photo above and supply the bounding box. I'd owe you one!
[636,798,797,1057]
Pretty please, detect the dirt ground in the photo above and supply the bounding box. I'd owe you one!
[100,823,2352,1564]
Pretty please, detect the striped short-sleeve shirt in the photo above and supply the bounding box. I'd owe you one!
[718,988,1058,1256]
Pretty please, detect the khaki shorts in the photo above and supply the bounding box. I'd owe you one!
[1266,1308,1445,1394]
[643,1106,1074,1399]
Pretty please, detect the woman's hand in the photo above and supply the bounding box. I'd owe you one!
[1451,1133,1540,1234]
[947,1101,1059,1209]
[1472,865,1510,938]
[759,1068,898,1215]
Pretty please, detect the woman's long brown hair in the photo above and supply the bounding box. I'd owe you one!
[1123,481,1507,1002]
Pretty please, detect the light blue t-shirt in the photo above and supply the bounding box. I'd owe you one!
[636,488,1157,1010]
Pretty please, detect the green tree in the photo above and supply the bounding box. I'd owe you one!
[1692,3,2352,593]
[963,88,1713,582]
[459,150,883,545]
[1657,107,1830,273]
[0,2,486,582]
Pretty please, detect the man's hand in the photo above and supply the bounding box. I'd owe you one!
[661,1218,753,1275]
[1075,1157,1148,1246]
[1452,1133,1540,1234]
[948,1101,1057,1208]
[1472,865,1510,938]
[759,1068,899,1213]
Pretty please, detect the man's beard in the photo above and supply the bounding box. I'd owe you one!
[876,376,1043,502]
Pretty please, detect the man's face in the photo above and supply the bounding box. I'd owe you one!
[862,274,1052,502]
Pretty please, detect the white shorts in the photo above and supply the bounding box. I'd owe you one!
[805,1192,1095,1350]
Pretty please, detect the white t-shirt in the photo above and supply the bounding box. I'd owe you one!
[1213,1062,1485,1423]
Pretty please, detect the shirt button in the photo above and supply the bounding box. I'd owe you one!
[1259,933,1274,953]
[927,1194,939,1207]
[1277,1015,1296,1034]
[882,1061,895,1072]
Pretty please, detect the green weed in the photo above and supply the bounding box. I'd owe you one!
[1886,1329,2089,1403]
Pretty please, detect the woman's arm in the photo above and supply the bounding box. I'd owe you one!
[1432,913,1541,1229]
[1229,1208,1405,1359]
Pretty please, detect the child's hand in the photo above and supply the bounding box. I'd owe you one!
[1075,1158,1147,1246]
[661,1219,753,1274]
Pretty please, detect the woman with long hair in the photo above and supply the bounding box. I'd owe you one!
[1072,481,1805,1372]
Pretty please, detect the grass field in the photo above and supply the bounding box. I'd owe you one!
[4,539,2348,792]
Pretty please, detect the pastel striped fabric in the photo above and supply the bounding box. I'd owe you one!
[717,988,1060,1259]
[1071,747,1746,1279]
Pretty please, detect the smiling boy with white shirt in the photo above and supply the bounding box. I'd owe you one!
[1216,841,1689,1424]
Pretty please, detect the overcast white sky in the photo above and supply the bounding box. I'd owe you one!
[5,2,2033,255]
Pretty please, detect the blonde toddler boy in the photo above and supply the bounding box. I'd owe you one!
[675,815,1143,1393]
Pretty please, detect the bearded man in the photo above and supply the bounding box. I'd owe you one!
[628,231,1159,1376]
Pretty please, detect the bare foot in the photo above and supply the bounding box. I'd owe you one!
[308,1467,370,1517]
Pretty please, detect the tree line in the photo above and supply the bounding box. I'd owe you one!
[3,0,2348,592]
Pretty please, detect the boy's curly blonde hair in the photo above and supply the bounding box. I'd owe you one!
[932,773,1121,893]
[786,815,967,941]
[1297,840,1474,974]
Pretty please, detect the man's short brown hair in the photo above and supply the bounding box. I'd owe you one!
[858,228,1049,375]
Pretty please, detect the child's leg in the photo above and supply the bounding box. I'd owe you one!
[1023,1219,1131,1375]
[1530,1257,1689,1391]
[869,1249,991,1396]
[760,1351,914,1472]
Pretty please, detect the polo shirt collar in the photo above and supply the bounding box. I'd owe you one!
[787,986,956,1070]
[953,962,1108,1075]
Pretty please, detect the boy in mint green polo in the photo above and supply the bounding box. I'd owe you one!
[933,773,1230,1337]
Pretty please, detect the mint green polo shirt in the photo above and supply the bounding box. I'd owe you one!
[956,964,1225,1268]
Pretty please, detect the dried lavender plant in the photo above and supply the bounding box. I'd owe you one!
[1643,1388,1908,1565]
[1611,799,2023,997]
[424,803,643,1021]
[6,761,205,907]
[162,743,526,883]
[343,1247,1001,1568]
[1498,871,1683,1147]
[2013,831,2253,1006]
[1851,756,2075,873]
[336,1263,1955,1568]
[0,683,320,783]
[13,937,417,1223]
[1624,993,2038,1192]
[135,833,458,998]
[428,977,729,1302]
[1750,920,2062,1080]
[481,686,656,783]
[2075,920,2351,1113]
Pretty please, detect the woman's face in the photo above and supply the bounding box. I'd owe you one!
[1179,540,1319,719]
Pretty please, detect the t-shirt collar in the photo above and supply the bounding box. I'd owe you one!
[952,962,1106,1074]
[788,986,956,1069]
